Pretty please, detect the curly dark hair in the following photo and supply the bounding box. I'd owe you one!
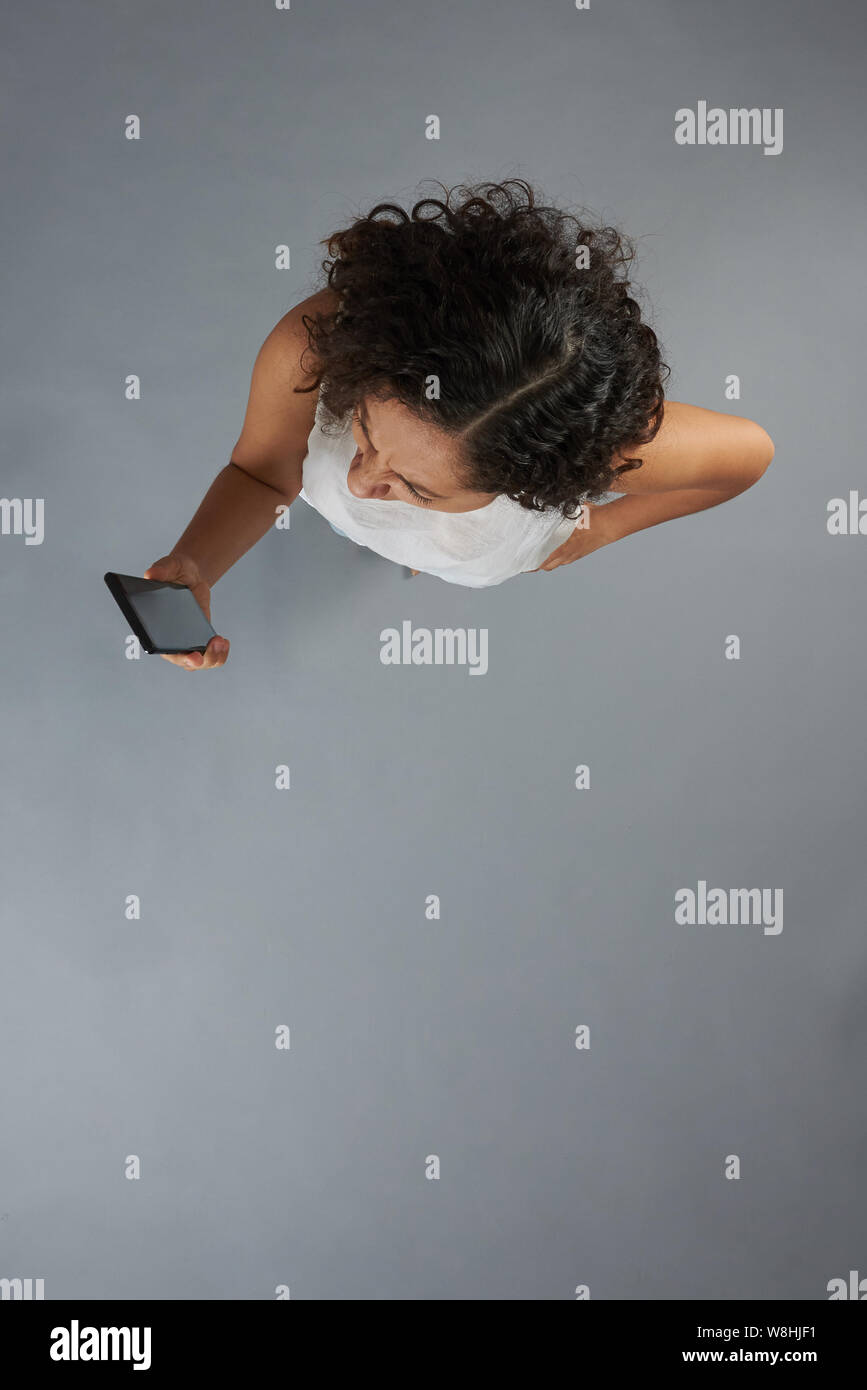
[297,179,669,518]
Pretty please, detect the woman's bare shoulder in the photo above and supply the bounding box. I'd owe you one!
[229,288,339,486]
[275,286,339,368]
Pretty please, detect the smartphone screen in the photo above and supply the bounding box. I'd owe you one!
[104,572,216,654]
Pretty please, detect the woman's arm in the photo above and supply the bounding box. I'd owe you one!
[164,465,294,590]
[143,290,335,668]
[538,402,775,570]
[159,288,335,587]
[613,401,775,494]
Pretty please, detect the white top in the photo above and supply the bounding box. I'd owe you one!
[299,394,583,588]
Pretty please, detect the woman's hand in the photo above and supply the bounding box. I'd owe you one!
[533,503,612,571]
[142,553,230,670]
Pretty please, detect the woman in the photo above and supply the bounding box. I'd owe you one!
[145,180,774,670]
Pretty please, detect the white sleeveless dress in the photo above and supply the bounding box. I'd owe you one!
[298,394,584,588]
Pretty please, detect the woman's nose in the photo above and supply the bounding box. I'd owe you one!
[347,452,391,500]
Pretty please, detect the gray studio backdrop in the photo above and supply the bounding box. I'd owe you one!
[2,0,865,1300]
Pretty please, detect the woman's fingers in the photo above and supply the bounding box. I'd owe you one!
[144,555,212,621]
[159,636,229,670]
[187,636,229,669]
[202,636,229,667]
[536,542,566,571]
[144,555,187,583]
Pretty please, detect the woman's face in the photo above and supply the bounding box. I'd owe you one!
[348,397,498,513]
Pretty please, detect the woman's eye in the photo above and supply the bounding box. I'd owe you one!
[404,480,433,505]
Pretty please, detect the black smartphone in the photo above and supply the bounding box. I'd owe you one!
[104,572,216,655]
